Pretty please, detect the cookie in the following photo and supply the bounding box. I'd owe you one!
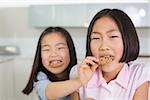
[98,56,114,66]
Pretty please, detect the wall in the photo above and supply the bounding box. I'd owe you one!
[0,7,150,59]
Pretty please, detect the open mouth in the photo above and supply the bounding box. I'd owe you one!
[48,60,64,68]
[98,55,114,66]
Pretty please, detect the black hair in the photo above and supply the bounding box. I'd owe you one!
[22,27,77,95]
[86,8,139,63]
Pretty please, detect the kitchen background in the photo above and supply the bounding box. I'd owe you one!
[0,0,150,100]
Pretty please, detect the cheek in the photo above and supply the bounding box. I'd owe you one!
[115,43,124,59]
[61,49,70,65]
[41,52,49,66]
[90,42,99,56]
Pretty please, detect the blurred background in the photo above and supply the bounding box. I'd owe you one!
[0,0,150,100]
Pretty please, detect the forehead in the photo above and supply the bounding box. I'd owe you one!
[92,16,119,33]
[41,32,66,44]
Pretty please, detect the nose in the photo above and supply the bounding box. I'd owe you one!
[49,49,58,57]
[99,37,109,51]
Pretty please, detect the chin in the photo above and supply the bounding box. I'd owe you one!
[50,70,63,74]
[46,69,61,74]
[100,65,116,73]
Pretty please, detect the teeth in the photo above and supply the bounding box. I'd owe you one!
[48,60,64,68]
[50,60,61,64]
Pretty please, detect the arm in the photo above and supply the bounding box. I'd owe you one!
[133,81,149,100]
[70,91,80,100]
[46,78,82,99]
[70,57,99,100]
[47,57,98,99]
[70,90,94,100]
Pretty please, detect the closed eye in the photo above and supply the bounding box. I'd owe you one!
[110,36,119,38]
[42,49,50,51]
[58,47,65,50]
[91,37,101,40]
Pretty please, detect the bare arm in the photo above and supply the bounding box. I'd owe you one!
[70,92,94,100]
[133,81,149,100]
[46,79,82,99]
[71,91,80,100]
[46,57,98,99]
[69,56,98,100]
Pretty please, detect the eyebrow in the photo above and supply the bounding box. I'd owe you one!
[91,32,100,35]
[56,43,66,46]
[92,29,119,35]
[41,43,66,48]
[41,45,49,48]
[106,29,119,33]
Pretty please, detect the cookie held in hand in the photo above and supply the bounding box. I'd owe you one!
[98,56,114,66]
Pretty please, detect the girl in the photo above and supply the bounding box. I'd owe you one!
[70,9,150,100]
[22,27,84,100]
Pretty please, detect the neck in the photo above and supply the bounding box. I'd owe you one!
[102,63,124,83]
[55,71,68,80]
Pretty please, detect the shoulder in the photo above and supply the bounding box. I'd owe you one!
[34,79,51,100]
[128,62,150,88]
[34,72,51,100]
[128,62,145,72]
[34,72,51,96]
[128,62,148,76]
[37,71,48,81]
[69,64,79,80]
[34,71,51,87]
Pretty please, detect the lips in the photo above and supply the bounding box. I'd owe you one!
[98,55,114,66]
[48,59,64,68]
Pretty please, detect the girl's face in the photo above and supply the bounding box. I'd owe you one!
[90,16,124,72]
[41,32,70,74]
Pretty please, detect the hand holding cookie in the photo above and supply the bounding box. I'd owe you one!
[78,57,99,85]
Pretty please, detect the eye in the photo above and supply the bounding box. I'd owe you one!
[42,49,50,51]
[57,46,65,50]
[110,35,119,38]
[42,47,50,51]
[91,37,101,40]
[58,47,64,49]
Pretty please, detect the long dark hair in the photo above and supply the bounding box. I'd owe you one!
[22,27,77,95]
[86,9,139,63]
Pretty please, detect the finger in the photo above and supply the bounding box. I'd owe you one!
[86,56,99,63]
[79,64,91,72]
[79,60,97,74]
[83,58,98,67]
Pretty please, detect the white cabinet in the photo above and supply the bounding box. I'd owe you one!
[29,4,87,27]
[86,3,149,27]
[29,3,149,28]
[86,4,109,26]
[0,57,38,100]
[0,59,15,100]
[13,57,38,100]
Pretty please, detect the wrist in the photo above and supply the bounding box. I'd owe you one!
[75,77,83,86]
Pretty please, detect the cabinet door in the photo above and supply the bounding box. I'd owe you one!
[13,57,38,100]
[29,5,53,27]
[54,4,87,27]
[0,59,15,100]
[86,4,119,26]
[29,4,87,27]
[86,3,149,27]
